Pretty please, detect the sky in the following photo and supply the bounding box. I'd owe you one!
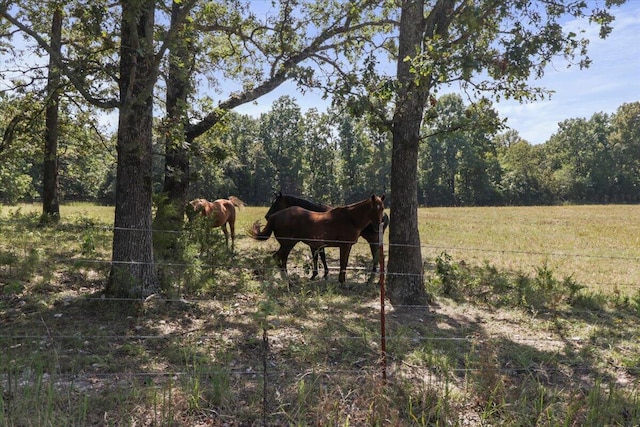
[236,1,640,145]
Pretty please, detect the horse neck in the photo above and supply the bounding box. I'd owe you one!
[284,195,329,212]
[344,198,379,227]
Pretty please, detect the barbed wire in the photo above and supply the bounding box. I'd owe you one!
[3,364,630,384]
[111,226,640,262]
[1,220,633,262]
[2,332,637,343]
[3,220,634,260]
[47,255,640,289]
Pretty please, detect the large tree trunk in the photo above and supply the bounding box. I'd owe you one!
[387,0,455,306]
[41,7,62,224]
[106,0,157,298]
[386,0,430,306]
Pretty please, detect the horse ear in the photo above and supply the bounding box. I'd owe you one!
[380,194,385,202]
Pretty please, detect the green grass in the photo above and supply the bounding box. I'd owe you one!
[1,202,639,425]
[419,205,640,294]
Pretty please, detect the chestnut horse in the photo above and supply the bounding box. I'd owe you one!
[264,192,390,279]
[187,197,243,250]
[249,194,385,283]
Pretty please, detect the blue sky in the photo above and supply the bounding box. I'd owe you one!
[237,1,640,145]
[493,1,640,144]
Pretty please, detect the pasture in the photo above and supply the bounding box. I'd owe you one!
[1,202,639,425]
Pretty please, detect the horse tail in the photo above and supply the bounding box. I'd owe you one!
[247,220,272,241]
[229,196,246,208]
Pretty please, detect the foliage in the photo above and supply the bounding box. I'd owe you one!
[300,108,341,203]
[431,253,588,312]
[0,165,36,204]
[259,96,305,195]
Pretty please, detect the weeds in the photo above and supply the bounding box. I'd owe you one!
[430,252,596,313]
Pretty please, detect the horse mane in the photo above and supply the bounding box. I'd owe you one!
[281,194,330,212]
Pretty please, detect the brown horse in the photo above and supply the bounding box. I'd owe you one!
[187,197,242,250]
[249,194,385,283]
[264,192,390,279]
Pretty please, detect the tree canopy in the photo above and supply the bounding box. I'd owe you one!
[0,0,630,301]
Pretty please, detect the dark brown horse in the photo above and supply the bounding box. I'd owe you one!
[249,194,386,283]
[186,197,243,250]
[264,192,390,279]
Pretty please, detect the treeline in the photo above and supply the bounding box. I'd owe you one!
[1,94,639,207]
[420,97,640,206]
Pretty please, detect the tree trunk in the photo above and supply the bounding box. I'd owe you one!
[154,1,193,270]
[106,0,157,298]
[160,1,193,224]
[41,7,62,224]
[386,0,429,306]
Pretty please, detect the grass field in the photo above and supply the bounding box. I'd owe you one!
[419,205,640,295]
[1,202,639,425]
[3,203,638,292]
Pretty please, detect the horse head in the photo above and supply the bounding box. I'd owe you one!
[265,191,286,220]
[186,198,205,221]
[368,194,386,227]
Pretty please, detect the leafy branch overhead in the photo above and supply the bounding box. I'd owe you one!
[1,1,623,138]
[336,0,624,126]
[185,0,397,141]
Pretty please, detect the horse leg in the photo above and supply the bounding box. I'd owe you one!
[319,248,329,280]
[338,244,353,284]
[369,242,379,273]
[309,247,328,280]
[221,224,229,249]
[274,242,295,281]
[310,247,319,280]
[229,219,235,252]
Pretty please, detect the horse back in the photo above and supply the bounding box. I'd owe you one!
[270,206,361,246]
[212,199,236,224]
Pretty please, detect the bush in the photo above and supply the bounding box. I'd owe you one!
[430,254,587,312]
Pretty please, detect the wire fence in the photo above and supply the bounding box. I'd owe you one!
[46,242,640,290]
[2,220,640,424]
